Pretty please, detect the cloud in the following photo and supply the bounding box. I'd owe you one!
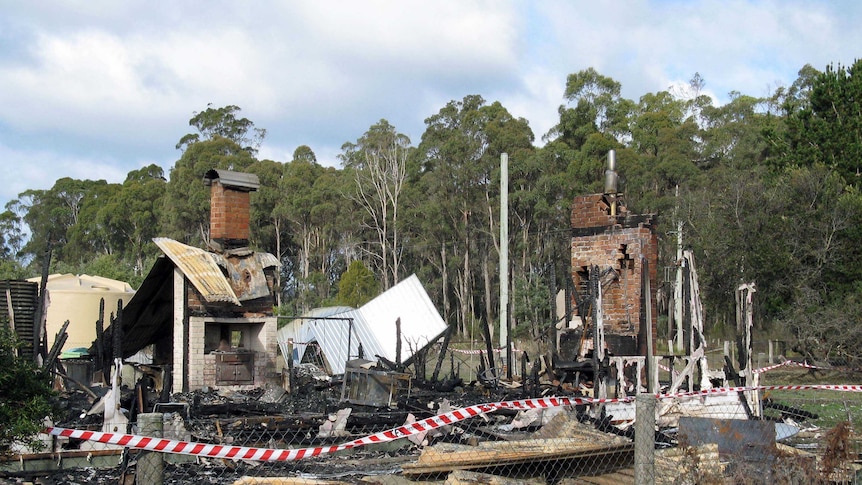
[2,0,862,212]
[0,143,135,206]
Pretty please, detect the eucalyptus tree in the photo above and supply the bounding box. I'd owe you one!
[276,152,351,314]
[90,165,166,276]
[508,146,568,339]
[414,95,534,337]
[340,120,411,290]
[625,90,701,215]
[14,178,111,273]
[0,208,26,279]
[698,92,770,170]
[64,182,122,263]
[163,105,265,246]
[248,158,287,304]
[277,155,322,313]
[176,104,267,155]
[0,207,25,262]
[548,69,635,198]
[555,67,632,141]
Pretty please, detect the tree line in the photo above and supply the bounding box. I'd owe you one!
[2,63,861,365]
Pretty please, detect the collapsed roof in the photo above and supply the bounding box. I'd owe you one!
[277,274,448,375]
[95,238,279,360]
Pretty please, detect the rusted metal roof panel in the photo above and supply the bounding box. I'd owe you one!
[153,237,240,305]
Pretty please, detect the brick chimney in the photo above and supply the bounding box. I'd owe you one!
[203,169,259,250]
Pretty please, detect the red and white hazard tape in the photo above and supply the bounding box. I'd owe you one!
[659,384,862,399]
[657,363,679,376]
[44,395,625,462]
[753,360,862,374]
[450,346,524,355]
[44,383,862,462]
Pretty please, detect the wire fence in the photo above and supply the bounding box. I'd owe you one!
[12,387,859,485]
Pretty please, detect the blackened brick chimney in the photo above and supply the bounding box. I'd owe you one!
[203,169,259,251]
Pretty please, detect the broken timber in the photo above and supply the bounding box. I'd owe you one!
[401,438,633,478]
[402,410,633,478]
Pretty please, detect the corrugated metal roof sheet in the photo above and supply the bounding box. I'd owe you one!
[277,274,447,375]
[153,237,240,305]
[360,273,447,362]
[203,169,259,191]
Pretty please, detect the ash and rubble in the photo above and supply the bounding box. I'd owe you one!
[25,360,578,484]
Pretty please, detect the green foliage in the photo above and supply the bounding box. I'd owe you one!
[0,259,27,280]
[176,104,266,155]
[0,208,25,261]
[413,94,536,335]
[336,260,379,308]
[511,273,551,340]
[274,155,352,314]
[16,178,112,263]
[0,324,58,455]
[6,69,862,364]
[163,136,257,246]
[777,60,862,181]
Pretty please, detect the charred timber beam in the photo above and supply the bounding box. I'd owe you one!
[431,324,454,382]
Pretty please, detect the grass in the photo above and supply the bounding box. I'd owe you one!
[758,367,862,432]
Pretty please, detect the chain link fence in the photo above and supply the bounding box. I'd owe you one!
[6,384,859,484]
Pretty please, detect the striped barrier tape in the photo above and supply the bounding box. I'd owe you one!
[44,395,627,462]
[44,384,862,462]
[659,384,862,399]
[657,363,679,376]
[753,360,862,374]
[753,360,792,374]
[449,346,524,355]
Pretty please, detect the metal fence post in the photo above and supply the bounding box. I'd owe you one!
[635,393,656,485]
[138,413,164,485]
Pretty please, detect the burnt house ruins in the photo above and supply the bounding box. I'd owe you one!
[95,169,280,393]
[558,150,720,400]
[554,150,660,397]
[567,182,658,357]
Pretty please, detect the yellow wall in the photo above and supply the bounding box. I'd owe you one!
[27,274,136,353]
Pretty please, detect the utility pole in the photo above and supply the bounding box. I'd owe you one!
[499,153,510,378]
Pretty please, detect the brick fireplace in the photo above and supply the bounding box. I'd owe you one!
[166,169,280,392]
[569,193,658,356]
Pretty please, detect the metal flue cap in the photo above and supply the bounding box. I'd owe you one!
[604,150,618,194]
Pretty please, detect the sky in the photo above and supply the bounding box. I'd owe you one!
[1,0,860,210]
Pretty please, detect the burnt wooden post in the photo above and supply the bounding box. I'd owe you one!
[106,299,124,384]
[641,257,654,393]
[94,298,105,384]
[432,324,454,382]
[33,244,52,363]
[590,266,600,389]
[395,317,402,370]
[113,299,124,361]
[44,320,70,372]
[287,339,295,394]
[480,316,497,384]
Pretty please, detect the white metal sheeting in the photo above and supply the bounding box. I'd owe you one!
[277,274,447,375]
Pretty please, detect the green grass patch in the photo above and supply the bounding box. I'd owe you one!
[759,367,862,431]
